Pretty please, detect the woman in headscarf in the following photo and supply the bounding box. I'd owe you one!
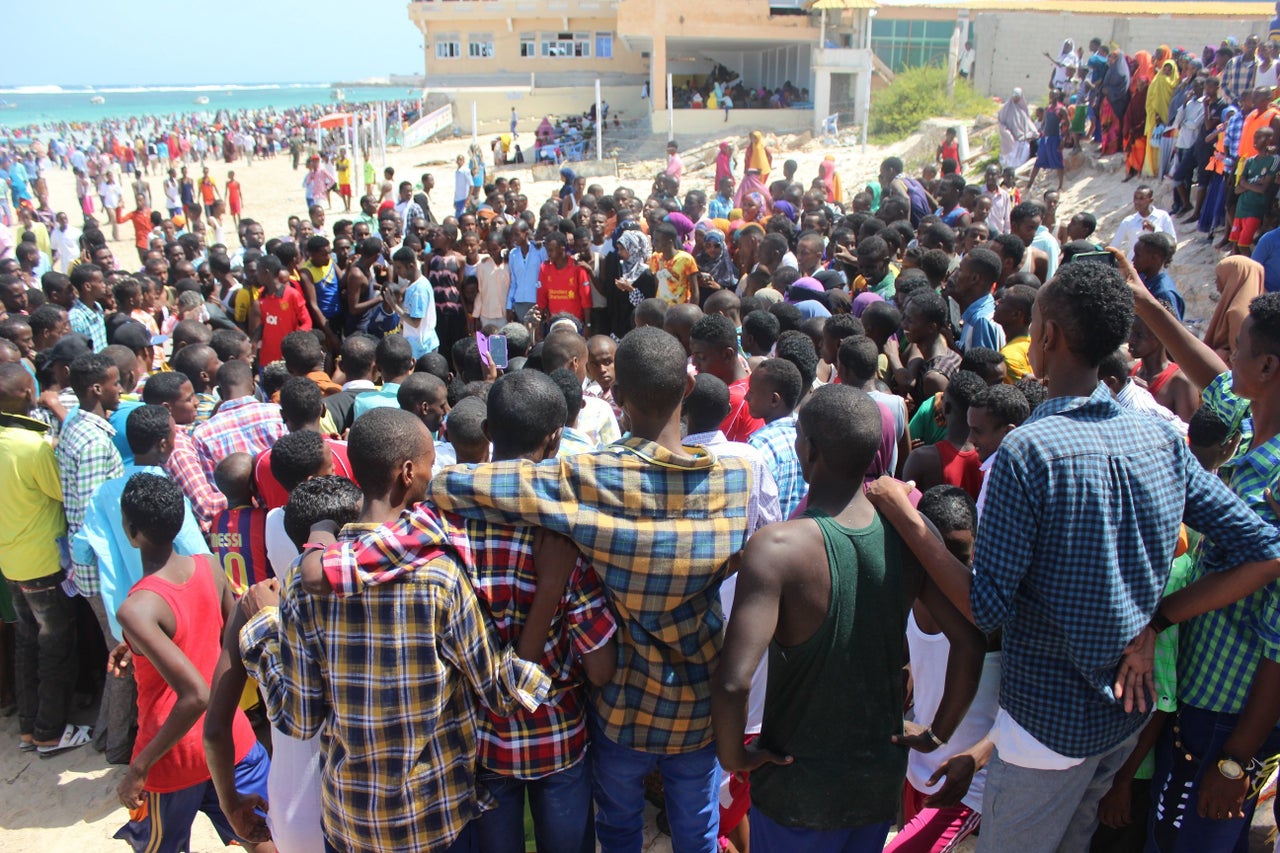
[771,200,798,223]
[852,291,884,318]
[1145,58,1179,177]
[997,89,1038,169]
[1204,256,1265,362]
[819,155,843,205]
[693,229,738,297]
[744,130,772,183]
[665,211,695,251]
[558,166,578,217]
[1101,49,1131,155]
[1122,51,1154,180]
[601,224,655,336]
[714,142,735,190]
[735,167,772,213]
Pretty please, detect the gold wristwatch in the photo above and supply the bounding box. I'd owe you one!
[1217,755,1246,781]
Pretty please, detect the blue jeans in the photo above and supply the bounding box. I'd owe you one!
[455,198,467,217]
[588,712,720,853]
[749,805,891,853]
[1146,705,1280,852]
[475,759,594,853]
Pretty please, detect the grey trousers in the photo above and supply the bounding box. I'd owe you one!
[87,595,138,764]
[977,730,1141,853]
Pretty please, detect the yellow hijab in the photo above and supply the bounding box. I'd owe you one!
[745,131,771,181]
[1147,59,1178,129]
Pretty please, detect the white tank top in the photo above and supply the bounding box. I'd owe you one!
[906,609,1002,813]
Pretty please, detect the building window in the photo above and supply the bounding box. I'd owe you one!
[596,32,613,59]
[520,33,536,57]
[435,35,461,60]
[870,19,969,73]
[541,32,591,58]
[468,33,494,58]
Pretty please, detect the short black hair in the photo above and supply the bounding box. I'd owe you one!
[1098,348,1131,382]
[444,396,487,447]
[768,301,802,335]
[280,376,323,425]
[959,347,1006,380]
[541,330,587,373]
[1010,200,1045,225]
[999,284,1038,323]
[281,330,325,373]
[907,289,948,328]
[919,221,957,253]
[283,475,362,548]
[486,370,566,456]
[971,383,1031,427]
[634,298,669,328]
[340,333,378,377]
[683,373,731,434]
[944,369,987,410]
[919,249,952,286]
[775,330,818,390]
[397,372,446,410]
[347,407,431,495]
[1249,293,1280,358]
[1070,211,1098,236]
[992,233,1026,268]
[260,360,291,398]
[838,335,880,383]
[69,263,102,294]
[753,358,804,411]
[269,429,329,492]
[414,351,451,383]
[28,304,65,338]
[142,370,191,404]
[742,309,781,351]
[69,352,114,399]
[615,327,688,416]
[918,485,978,536]
[966,247,1002,285]
[1188,404,1232,447]
[375,334,415,379]
[549,368,585,425]
[824,313,864,345]
[1040,260,1133,367]
[210,328,250,362]
[860,302,901,338]
[171,344,217,393]
[121,472,185,544]
[126,404,172,455]
[1136,231,1175,262]
[797,385,882,480]
[689,313,737,351]
[1014,377,1048,412]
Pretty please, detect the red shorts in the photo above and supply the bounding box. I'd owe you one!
[229,199,242,215]
[1230,216,1262,247]
[339,183,352,198]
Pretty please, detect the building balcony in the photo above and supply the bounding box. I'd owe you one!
[813,47,874,72]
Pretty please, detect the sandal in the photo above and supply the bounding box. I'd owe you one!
[18,738,35,752]
[37,724,91,758]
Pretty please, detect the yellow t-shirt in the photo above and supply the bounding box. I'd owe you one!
[234,285,260,326]
[649,251,699,305]
[17,222,51,258]
[0,415,65,582]
[1002,335,1032,382]
[336,157,351,184]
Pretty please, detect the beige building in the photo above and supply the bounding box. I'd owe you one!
[407,0,877,137]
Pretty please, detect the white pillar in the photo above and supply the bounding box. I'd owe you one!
[859,70,871,152]
[813,69,831,135]
[595,79,603,161]
[472,100,478,144]
[667,73,674,142]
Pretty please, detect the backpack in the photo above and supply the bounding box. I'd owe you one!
[900,176,933,227]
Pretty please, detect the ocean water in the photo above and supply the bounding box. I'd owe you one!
[0,83,424,130]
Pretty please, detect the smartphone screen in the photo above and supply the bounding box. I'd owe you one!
[1072,251,1117,267]
[489,334,509,369]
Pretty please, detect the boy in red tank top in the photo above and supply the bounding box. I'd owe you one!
[902,371,987,502]
[112,473,272,853]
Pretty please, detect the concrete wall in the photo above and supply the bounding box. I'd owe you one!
[969,12,1270,98]
[649,107,814,136]
[428,84,649,135]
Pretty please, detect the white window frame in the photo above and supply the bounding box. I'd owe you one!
[596,32,614,59]
[468,33,494,58]
[519,32,536,58]
[541,32,591,58]
[435,34,462,60]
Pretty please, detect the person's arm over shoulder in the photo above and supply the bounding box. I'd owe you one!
[429,457,578,536]
[561,560,619,686]
[436,556,551,714]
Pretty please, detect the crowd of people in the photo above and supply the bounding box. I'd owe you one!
[3,49,1280,853]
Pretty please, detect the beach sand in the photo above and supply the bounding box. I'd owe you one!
[0,122,1260,853]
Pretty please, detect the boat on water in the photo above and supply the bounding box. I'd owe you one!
[194,96,210,105]
[89,95,105,104]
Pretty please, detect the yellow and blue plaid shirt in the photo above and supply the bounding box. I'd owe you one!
[239,516,551,853]
[429,437,755,754]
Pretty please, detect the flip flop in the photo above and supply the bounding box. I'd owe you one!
[18,739,35,752]
[37,724,91,758]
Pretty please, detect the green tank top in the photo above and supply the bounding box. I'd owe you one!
[750,509,907,830]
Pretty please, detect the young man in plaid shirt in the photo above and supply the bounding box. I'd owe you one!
[191,360,285,482]
[304,370,618,852]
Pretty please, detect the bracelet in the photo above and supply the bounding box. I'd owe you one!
[1150,607,1174,635]
[924,726,947,748]
[300,542,329,555]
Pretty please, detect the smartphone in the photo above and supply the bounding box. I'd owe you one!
[1072,251,1117,267]
[489,334,509,369]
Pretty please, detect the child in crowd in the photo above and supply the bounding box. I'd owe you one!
[209,453,271,596]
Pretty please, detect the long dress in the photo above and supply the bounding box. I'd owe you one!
[1123,82,1150,173]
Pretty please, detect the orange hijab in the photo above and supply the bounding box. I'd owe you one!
[1204,256,1265,359]
[1130,51,1155,95]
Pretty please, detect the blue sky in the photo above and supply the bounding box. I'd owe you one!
[5,0,424,85]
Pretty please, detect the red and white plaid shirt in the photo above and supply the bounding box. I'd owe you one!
[191,396,286,482]
[165,428,227,533]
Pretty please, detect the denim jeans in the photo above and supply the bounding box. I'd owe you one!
[977,731,1139,853]
[9,573,77,742]
[1145,704,1280,852]
[475,758,594,853]
[588,712,720,853]
[88,594,138,763]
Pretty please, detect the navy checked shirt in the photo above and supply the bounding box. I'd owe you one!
[973,383,1280,757]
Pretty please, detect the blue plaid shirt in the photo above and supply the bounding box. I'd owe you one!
[68,298,106,352]
[973,382,1280,757]
[1223,105,1245,171]
[747,417,805,519]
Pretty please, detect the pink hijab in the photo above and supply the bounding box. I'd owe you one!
[733,168,773,207]
[715,142,734,190]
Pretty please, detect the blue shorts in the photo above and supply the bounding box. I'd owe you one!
[115,741,270,853]
[748,805,891,853]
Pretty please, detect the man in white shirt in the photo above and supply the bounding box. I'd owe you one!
[1110,184,1176,259]
[50,212,81,274]
[1045,40,1079,93]
[453,154,470,219]
[958,41,977,80]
